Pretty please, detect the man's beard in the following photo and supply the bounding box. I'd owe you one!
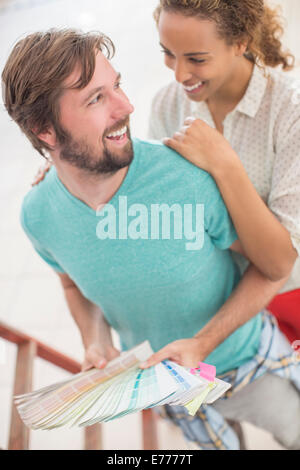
[58,119,134,175]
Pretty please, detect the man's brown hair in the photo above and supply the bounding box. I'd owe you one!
[2,29,115,158]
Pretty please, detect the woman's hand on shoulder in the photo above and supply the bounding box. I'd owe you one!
[163,117,238,176]
[31,160,52,186]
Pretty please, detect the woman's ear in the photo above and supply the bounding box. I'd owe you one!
[235,39,248,57]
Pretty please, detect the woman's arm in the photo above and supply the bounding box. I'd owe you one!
[163,117,298,281]
[213,156,297,281]
[140,262,290,369]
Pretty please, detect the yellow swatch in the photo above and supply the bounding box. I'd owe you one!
[184,383,214,416]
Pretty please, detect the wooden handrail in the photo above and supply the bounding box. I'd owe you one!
[0,320,158,450]
[0,322,81,373]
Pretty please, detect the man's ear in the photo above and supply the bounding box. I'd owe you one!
[34,126,57,149]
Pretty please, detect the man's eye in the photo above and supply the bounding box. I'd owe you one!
[161,49,174,58]
[115,81,122,89]
[89,94,103,105]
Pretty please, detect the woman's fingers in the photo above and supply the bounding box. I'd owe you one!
[178,125,191,135]
[183,116,197,126]
[31,161,52,186]
[183,117,211,136]
[163,116,225,173]
[163,136,185,154]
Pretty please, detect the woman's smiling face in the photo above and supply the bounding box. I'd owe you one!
[158,10,245,102]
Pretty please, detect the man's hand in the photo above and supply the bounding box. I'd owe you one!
[139,337,210,369]
[82,343,120,371]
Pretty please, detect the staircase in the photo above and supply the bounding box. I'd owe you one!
[0,321,158,450]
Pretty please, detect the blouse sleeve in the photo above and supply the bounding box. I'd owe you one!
[147,87,170,140]
[268,103,300,255]
[147,81,185,141]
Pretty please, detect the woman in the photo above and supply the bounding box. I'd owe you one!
[148,0,300,343]
[142,0,300,450]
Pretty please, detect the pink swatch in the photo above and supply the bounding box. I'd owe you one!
[190,362,216,382]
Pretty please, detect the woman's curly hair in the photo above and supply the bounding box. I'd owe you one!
[154,0,294,70]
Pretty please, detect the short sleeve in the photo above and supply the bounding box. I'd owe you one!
[201,173,238,250]
[269,108,300,256]
[20,204,65,273]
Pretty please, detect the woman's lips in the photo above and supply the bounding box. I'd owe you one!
[183,81,206,94]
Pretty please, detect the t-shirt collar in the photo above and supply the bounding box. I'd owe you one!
[51,140,139,215]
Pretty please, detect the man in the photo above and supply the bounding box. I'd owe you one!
[2,29,300,450]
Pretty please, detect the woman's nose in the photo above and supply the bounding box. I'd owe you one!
[174,60,192,84]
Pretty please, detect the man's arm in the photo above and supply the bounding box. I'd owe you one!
[140,263,290,369]
[57,273,120,370]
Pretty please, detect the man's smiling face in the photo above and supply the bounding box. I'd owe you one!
[57,51,135,174]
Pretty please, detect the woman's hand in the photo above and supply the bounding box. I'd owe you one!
[139,337,212,369]
[31,160,52,186]
[163,117,238,176]
[82,343,120,371]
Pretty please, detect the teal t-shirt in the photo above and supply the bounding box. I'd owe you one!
[21,138,262,374]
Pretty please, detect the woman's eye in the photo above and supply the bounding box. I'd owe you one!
[161,50,204,64]
[89,94,103,105]
[189,58,205,64]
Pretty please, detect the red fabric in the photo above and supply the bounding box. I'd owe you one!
[267,289,300,343]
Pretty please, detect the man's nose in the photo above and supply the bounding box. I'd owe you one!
[110,92,134,121]
[174,60,192,84]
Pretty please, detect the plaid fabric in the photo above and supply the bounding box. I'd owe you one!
[160,312,300,450]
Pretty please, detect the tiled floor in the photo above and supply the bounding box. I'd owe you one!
[0,0,299,450]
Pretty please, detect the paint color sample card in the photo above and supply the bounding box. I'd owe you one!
[14,341,231,429]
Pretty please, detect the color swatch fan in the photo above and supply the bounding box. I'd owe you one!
[14,341,231,429]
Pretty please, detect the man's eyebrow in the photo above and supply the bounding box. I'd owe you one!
[82,72,122,104]
[159,42,209,56]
